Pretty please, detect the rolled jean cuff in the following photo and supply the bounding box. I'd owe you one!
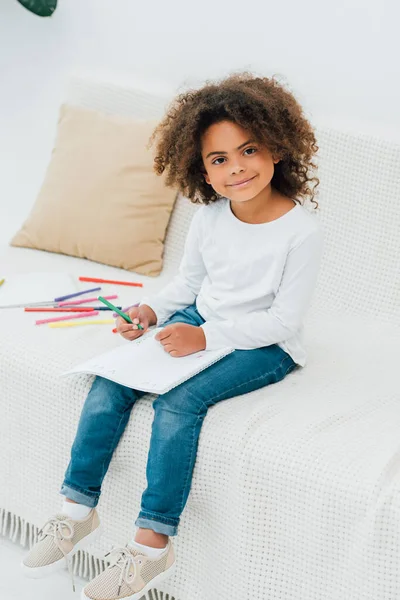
[135,515,178,537]
[60,483,99,508]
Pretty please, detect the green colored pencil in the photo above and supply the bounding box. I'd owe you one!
[97,296,143,329]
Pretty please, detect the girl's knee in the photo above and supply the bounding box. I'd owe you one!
[154,384,208,415]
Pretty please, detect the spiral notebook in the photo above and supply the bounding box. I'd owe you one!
[63,328,234,394]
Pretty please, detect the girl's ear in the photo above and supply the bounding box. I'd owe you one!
[203,172,211,185]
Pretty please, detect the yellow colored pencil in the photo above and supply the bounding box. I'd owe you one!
[49,319,114,328]
[0,278,5,287]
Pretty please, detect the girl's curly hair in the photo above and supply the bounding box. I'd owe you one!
[147,71,319,209]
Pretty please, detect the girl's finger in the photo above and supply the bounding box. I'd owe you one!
[116,317,128,329]
[121,331,139,340]
[163,343,174,353]
[117,323,132,333]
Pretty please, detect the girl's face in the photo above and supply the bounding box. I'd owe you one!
[200,120,280,202]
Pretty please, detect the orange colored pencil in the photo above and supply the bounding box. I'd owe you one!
[79,276,143,287]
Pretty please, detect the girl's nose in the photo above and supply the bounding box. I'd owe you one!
[230,165,245,175]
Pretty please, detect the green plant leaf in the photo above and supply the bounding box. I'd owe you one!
[16,0,58,17]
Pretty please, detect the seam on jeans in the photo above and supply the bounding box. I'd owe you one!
[206,354,294,405]
[98,408,129,484]
[148,386,206,521]
[177,407,204,514]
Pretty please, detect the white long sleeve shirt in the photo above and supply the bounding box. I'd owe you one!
[140,197,324,367]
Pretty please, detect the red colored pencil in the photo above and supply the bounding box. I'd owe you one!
[25,307,95,313]
[79,277,143,287]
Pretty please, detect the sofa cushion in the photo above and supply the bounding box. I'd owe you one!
[10,104,178,277]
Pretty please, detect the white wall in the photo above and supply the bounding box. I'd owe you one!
[1,0,399,243]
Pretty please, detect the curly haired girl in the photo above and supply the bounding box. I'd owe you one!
[150,71,320,209]
[24,71,324,600]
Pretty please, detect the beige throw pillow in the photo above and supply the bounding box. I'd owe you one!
[11,104,178,277]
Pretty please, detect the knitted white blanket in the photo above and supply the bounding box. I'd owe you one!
[1,76,400,600]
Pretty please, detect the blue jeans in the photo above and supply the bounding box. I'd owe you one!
[60,303,297,536]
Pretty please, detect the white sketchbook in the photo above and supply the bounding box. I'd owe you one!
[0,272,78,308]
[64,328,234,394]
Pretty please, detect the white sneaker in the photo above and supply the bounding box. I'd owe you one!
[22,508,101,591]
[81,539,176,600]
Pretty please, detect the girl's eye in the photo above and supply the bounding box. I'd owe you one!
[212,147,257,165]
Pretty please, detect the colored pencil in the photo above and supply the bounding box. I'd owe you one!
[97,296,144,330]
[86,306,122,311]
[58,294,118,307]
[26,306,121,313]
[54,287,101,303]
[36,311,100,325]
[79,277,142,287]
[26,307,96,313]
[49,319,114,328]
[0,301,59,309]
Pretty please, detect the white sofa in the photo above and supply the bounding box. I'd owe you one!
[1,76,400,600]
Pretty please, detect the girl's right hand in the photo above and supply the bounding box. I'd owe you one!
[116,305,157,341]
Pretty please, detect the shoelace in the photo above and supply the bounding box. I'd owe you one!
[104,546,143,595]
[37,517,76,592]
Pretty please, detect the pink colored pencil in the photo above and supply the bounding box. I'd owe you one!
[58,294,118,307]
[36,311,100,326]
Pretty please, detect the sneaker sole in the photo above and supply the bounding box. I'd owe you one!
[21,523,103,579]
[80,558,177,600]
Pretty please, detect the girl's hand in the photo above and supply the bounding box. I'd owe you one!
[116,304,157,341]
[155,323,206,357]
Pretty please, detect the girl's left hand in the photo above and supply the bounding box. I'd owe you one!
[155,323,206,357]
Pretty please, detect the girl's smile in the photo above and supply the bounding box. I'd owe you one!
[227,175,257,188]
